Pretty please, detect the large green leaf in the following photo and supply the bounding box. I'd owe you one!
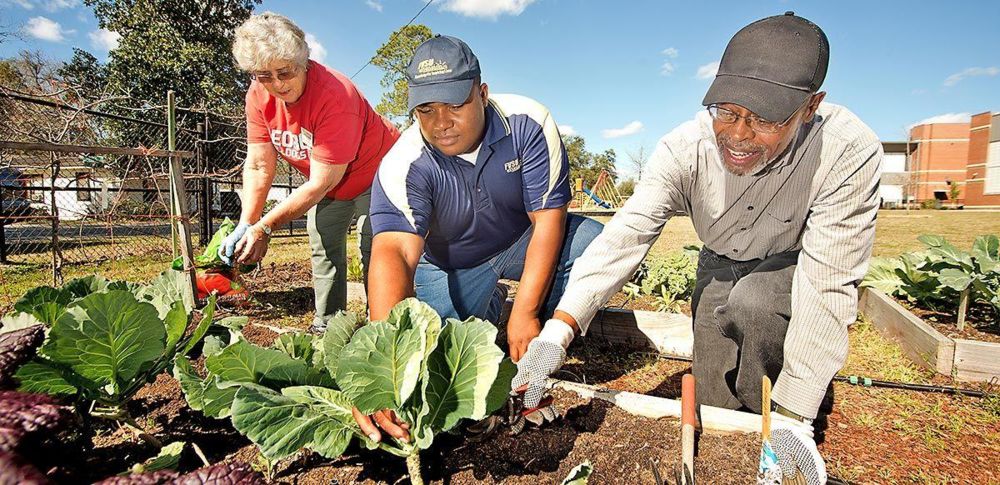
[938,268,974,292]
[0,312,45,334]
[972,235,1000,273]
[417,318,503,446]
[485,357,517,417]
[173,355,241,419]
[41,290,166,399]
[181,295,217,355]
[140,270,194,317]
[14,286,71,325]
[274,333,317,363]
[62,275,113,299]
[862,257,905,296]
[919,234,974,270]
[230,385,357,461]
[15,359,79,396]
[336,298,442,413]
[163,301,189,356]
[319,311,360,378]
[205,339,329,387]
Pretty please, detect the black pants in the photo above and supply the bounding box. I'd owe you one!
[691,247,798,413]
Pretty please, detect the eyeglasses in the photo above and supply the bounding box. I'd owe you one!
[250,66,299,84]
[707,99,809,134]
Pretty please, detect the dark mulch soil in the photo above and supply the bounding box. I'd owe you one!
[904,303,1000,344]
[265,389,759,485]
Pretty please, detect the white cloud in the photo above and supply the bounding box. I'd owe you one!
[365,0,383,12]
[24,16,71,42]
[907,112,971,130]
[696,61,719,80]
[659,47,679,76]
[438,0,537,19]
[305,33,327,64]
[88,28,120,51]
[5,0,35,9]
[43,0,77,11]
[4,0,78,10]
[558,124,576,137]
[943,66,999,87]
[602,121,643,139]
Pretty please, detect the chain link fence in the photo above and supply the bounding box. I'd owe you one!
[0,89,307,285]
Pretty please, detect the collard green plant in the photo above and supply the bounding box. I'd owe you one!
[3,273,217,439]
[178,299,513,485]
[863,234,1000,325]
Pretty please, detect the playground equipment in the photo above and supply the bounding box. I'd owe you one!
[574,169,623,210]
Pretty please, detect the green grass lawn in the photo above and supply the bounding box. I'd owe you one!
[2,209,997,309]
[599,209,1000,260]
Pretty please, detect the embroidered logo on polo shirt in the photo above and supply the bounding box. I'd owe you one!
[504,159,521,173]
[415,58,452,79]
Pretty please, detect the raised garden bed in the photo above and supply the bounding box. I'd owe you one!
[859,288,1000,382]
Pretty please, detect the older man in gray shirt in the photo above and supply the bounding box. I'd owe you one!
[511,12,881,483]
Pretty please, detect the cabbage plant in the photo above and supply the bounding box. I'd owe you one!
[177,298,514,485]
[2,273,218,443]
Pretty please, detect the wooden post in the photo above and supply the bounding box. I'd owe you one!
[49,152,62,285]
[167,91,198,308]
[0,184,7,264]
[957,287,970,332]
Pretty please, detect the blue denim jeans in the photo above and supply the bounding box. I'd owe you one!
[414,214,603,323]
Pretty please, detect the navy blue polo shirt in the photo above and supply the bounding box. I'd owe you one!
[369,94,571,269]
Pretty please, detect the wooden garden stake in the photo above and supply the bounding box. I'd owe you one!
[166,91,198,308]
[956,287,970,332]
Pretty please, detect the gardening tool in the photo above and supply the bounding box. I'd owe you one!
[463,387,557,441]
[679,373,696,485]
[505,386,558,435]
[758,376,782,484]
[649,374,696,485]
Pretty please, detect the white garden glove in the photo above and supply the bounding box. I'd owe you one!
[511,318,574,409]
[769,409,827,484]
[218,222,251,266]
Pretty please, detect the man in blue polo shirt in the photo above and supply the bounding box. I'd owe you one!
[354,35,602,443]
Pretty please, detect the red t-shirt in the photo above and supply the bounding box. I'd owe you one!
[245,60,400,200]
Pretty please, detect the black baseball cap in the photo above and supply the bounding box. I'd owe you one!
[702,12,829,123]
[406,35,481,112]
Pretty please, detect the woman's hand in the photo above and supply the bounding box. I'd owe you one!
[236,224,271,264]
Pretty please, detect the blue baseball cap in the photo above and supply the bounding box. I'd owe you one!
[406,35,481,112]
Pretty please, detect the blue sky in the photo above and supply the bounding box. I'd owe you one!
[3,0,999,178]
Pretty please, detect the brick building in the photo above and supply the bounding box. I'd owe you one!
[906,111,1000,209]
[964,112,1000,208]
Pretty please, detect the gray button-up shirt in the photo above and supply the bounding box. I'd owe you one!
[557,102,882,418]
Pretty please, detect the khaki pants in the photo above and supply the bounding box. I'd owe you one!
[306,189,372,328]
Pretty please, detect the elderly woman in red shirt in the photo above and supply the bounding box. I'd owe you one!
[220,12,399,331]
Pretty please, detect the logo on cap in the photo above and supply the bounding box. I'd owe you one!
[415,58,452,79]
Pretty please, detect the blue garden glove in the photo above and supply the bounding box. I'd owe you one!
[218,222,251,266]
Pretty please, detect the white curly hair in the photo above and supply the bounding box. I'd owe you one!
[232,11,310,72]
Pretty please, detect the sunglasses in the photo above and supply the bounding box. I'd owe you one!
[250,66,299,84]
